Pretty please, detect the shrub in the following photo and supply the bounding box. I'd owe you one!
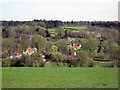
[39,60,45,67]
[69,56,79,67]
[113,60,120,67]
[88,61,95,67]
[102,62,114,68]
[31,54,45,67]
[51,52,66,67]
[77,50,90,67]
[2,58,11,67]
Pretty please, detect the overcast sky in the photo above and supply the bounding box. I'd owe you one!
[0,0,119,21]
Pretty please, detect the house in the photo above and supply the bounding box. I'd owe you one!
[23,47,34,55]
[72,44,81,56]
[14,48,23,56]
[8,48,23,58]
[33,48,37,52]
[72,44,81,50]
[62,51,72,56]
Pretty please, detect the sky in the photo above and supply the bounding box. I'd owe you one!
[0,0,119,21]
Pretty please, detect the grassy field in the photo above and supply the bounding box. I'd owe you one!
[2,67,118,88]
[48,26,87,36]
[48,28,57,36]
[63,26,86,31]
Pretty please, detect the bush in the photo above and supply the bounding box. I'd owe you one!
[102,62,114,68]
[31,54,45,67]
[69,56,79,67]
[113,61,120,67]
[51,52,66,67]
[2,54,45,67]
[39,60,45,67]
[88,61,95,67]
[77,50,90,67]
[2,58,12,67]
[118,61,120,67]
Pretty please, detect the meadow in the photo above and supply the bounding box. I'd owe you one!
[48,26,87,36]
[2,67,118,88]
[63,26,87,31]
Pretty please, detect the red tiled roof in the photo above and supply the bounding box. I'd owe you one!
[14,48,23,54]
[27,48,34,52]
[73,44,76,47]
[72,44,80,48]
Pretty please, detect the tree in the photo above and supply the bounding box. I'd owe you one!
[45,29,50,37]
[52,52,66,67]
[9,27,16,38]
[34,26,46,37]
[56,27,65,39]
[32,35,46,53]
[56,39,68,52]
[64,30,68,38]
[81,37,99,58]
[2,28,9,38]
[19,25,30,34]
[19,38,30,49]
[50,45,58,54]
[46,42,53,52]
[109,41,118,61]
[31,54,45,67]
[2,38,16,53]
[77,50,90,67]
[17,44,23,49]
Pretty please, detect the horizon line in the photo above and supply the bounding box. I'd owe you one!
[0,19,118,22]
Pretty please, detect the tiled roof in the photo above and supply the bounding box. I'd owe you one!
[27,48,34,52]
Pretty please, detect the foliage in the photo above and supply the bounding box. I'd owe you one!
[19,38,30,49]
[80,37,99,57]
[32,35,47,53]
[9,27,16,38]
[69,56,79,67]
[87,60,95,67]
[55,27,65,39]
[2,38,17,52]
[19,25,30,34]
[109,41,118,61]
[1,22,119,68]
[51,52,66,66]
[49,45,58,54]
[101,62,114,68]
[76,50,90,66]
[2,58,11,67]
[56,39,68,52]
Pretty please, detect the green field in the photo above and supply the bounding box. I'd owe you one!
[2,67,118,88]
[48,26,87,36]
[48,28,57,35]
[63,26,86,31]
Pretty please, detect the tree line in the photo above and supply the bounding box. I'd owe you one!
[1,20,119,29]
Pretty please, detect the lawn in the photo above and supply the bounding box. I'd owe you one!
[63,26,87,31]
[48,28,57,36]
[2,67,118,88]
[48,26,87,36]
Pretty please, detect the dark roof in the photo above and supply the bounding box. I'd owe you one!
[62,51,71,55]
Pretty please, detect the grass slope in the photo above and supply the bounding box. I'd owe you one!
[2,67,118,88]
[63,26,86,31]
[48,26,87,36]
